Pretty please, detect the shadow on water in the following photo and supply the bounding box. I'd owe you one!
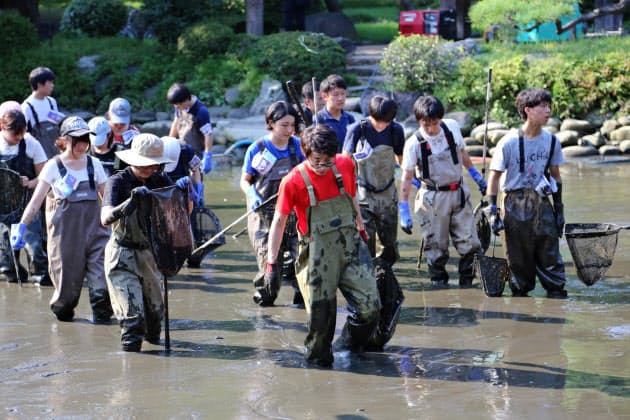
[398,306,567,327]
[565,277,630,305]
[143,341,629,398]
[169,314,307,334]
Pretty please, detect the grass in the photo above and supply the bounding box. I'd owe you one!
[355,22,400,43]
[345,7,400,22]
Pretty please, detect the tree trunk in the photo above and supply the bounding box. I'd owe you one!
[324,0,342,12]
[555,0,628,33]
[0,0,39,26]
[246,0,264,36]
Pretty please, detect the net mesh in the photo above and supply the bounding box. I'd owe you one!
[144,186,193,277]
[0,168,28,225]
[565,223,620,286]
[474,254,510,297]
[474,202,491,254]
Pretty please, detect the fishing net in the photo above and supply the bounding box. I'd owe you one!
[474,201,491,254]
[565,223,621,286]
[0,168,29,225]
[369,258,405,348]
[474,253,510,297]
[143,186,193,277]
[187,206,224,267]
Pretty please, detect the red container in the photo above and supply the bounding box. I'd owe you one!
[399,10,440,36]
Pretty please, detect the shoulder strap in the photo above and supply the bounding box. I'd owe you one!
[518,129,525,173]
[55,156,66,177]
[288,137,298,167]
[86,155,95,190]
[330,164,345,194]
[416,133,430,180]
[25,101,39,129]
[441,121,459,165]
[46,97,56,111]
[18,138,27,157]
[298,164,317,207]
[544,134,557,177]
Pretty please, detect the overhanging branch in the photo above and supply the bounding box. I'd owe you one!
[555,0,629,34]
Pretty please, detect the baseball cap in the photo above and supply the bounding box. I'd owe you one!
[161,136,182,173]
[0,101,22,116]
[108,97,131,125]
[88,116,111,147]
[60,116,91,137]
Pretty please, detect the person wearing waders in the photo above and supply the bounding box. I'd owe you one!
[265,124,380,367]
[88,116,128,177]
[486,88,567,298]
[101,134,190,351]
[11,116,113,323]
[240,101,305,306]
[342,95,406,348]
[398,95,487,288]
[21,67,64,159]
[0,104,48,285]
[167,83,214,175]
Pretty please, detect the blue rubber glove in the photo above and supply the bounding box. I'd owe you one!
[195,182,205,207]
[202,151,213,174]
[175,176,191,190]
[412,178,422,189]
[468,167,487,196]
[398,201,413,235]
[247,184,262,210]
[10,223,26,250]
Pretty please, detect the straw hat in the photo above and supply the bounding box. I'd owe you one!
[115,133,173,166]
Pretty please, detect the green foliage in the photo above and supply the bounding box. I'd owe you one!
[178,20,234,58]
[355,22,399,43]
[60,0,128,37]
[345,7,400,22]
[381,35,459,94]
[186,56,248,106]
[0,10,38,54]
[469,0,575,39]
[248,32,346,89]
[140,0,212,44]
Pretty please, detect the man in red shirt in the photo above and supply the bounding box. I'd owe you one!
[265,124,380,368]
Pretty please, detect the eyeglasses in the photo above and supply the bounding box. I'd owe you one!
[308,158,334,168]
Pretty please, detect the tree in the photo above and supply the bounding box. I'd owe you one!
[324,0,342,12]
[0,0,39,26]
[555,0,629,33]
[246,0,263,35]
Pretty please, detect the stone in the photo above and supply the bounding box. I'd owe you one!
[470,122,508,139]
[249,80,287,116]
[610,126,630,142]
[227,108,251,119]
[132,111,156,124]
[140,120,171,137]
[445,111,473,136]
[546,117,561,128]
[543,125,558,134]
[600,119,620,138]
[77,55,100,73]
[465,145,484,157]
[464,137,481,146]
[562,145,599,158]
[344,96,361,113]
[224,87,241,106]
[617,115,630,126]
[619,139,630,154]
[555,130,579,147]
[599,145,622,156]
[155,112,171,121]
[305,12,357,39]
[560,118,595,136]
[579,133,606,148]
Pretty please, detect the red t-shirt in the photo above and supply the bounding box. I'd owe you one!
[277,154,357,235]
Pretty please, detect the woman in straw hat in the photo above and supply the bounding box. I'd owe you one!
[11,116,113,323]
[101,133,184,352]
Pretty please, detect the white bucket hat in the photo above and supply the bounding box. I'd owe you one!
[161,136,182,173]
[115,133,173,166]
[88,116,111,147]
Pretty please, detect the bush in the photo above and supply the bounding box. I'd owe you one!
[140,0,217,44]
[0,10,38,54]
[248,32,345,89]
[178,20,234,58]
[60,0,128,37]
[381,34,459,94]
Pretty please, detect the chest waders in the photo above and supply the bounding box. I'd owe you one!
[0,142,47,278]
[177,111,205,156]
[415,123,480,285]
[249,140,301,305]
[46,157,112,322]
[504,132,565,295]
[105,186,165,351]
[355,121,399,265]
[25,99,60,159]
[295,163,379,366]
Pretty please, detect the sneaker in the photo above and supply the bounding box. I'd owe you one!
[547,289,568,299]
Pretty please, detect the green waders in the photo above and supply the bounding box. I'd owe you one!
[104,203,164,351]
[295,165,380,367]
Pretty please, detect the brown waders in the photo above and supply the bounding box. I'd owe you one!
[414,129,481,286]
[105,204,164,351]
[503,189,566,295]
[296,165,380,367]
[46,180,112,322]
[176,111,205,156]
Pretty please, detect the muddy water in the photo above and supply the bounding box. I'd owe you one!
[1,159,629,419]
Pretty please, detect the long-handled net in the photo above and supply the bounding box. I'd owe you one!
[565,223,627,286]
[474,236,510,297]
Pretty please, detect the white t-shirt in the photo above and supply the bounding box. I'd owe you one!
[21,94,59,128]
[490,128,564,192]
[0,133,48,165]
[401,118,465,172]
[39,155,107,199]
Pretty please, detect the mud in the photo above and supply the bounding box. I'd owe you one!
[1,159,629,418]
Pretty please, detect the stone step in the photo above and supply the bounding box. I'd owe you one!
[346,64,380,76]
[346,54,383,66]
